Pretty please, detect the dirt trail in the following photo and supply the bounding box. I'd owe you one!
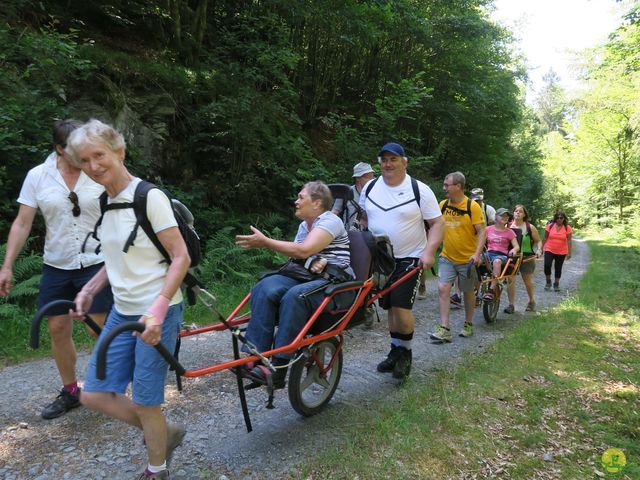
[0,239,589,480]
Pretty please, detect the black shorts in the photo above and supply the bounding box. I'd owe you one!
[38,263,113,316]
[378,258,421,310]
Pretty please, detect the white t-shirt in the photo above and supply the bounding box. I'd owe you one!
[99,178,183,314]
[17,152,105,269]
[359,174,441,258]
[294,211,353,276]
[483,203,496,224]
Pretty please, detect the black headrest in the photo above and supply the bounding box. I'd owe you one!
[328,184,353,202]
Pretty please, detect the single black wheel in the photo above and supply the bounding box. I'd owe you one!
[288,337,343,417]
[482,283,501,323]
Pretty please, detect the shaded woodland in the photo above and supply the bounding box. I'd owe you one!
[1,0,541,243]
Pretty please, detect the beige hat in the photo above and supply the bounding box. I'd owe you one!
[352,162,374,177]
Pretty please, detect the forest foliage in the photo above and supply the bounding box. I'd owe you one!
[1,0,546,320]
[534,2,640,234]
[1,0,539,235]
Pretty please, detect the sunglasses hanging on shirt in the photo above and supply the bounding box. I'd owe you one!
[68,191,81,217]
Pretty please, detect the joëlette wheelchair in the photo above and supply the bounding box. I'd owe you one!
[30,185,420,432]
[476,252,523,323]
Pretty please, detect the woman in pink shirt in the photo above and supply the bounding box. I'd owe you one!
[541,210,572,292]
[483,208,519,300]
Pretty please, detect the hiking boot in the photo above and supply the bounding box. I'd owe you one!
[392,347,412,380]
[377,345,402,372]
[429,325,452,343]
[525,302,536,312]
[417,283,427,300]
[503,304,515,314]
[136,469,170,479]
[165,423,186,465]
[544,282,552,291]
[41,388,81,420]
[553,283,560,292]
[450,293,462,306]
[459,323,474,338]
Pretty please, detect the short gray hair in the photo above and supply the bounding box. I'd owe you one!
[303,181,333,212]
[445,171,466,189]
[65,119,126,167]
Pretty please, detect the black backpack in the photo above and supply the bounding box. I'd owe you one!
[440,197,473,220]
[509,222,534,254]
[364,176,421,210]
[84,180,203,303]
[361,230,395,289]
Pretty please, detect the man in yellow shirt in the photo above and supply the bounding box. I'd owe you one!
[430,171,486,342]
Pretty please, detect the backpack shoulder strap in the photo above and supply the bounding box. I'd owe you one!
[410,177,420,208]
[364,177,379,199]
[82,191,110,255]
[441,198,473,222]
[131,180,171,263]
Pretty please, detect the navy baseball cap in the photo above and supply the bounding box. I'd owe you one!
[378,142,406,157]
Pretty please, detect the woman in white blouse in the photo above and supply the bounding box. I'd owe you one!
[0,119,113,420]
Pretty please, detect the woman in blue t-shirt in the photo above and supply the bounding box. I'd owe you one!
[235,181,354,387]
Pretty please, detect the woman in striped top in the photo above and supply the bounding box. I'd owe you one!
[235,181,354,387]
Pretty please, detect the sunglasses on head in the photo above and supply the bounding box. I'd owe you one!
[68,191,81,217]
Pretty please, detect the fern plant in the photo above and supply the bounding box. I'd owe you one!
[0,239,43,310]
[198,225,285,288]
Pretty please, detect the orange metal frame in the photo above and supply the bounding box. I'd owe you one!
[477,254,523,284]
[174,267,421,379]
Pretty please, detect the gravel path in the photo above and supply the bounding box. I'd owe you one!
[0,239,589,480]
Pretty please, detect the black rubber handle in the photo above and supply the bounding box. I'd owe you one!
[30,300,102,349]
[96,322,186,380]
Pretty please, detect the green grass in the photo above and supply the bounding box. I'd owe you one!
[0,281,251,368]
[0,305,99,365]
[299,233,640,479]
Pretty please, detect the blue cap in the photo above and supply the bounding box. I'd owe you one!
[378,142,406,157]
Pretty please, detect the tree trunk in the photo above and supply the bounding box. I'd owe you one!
[169,0,182,49]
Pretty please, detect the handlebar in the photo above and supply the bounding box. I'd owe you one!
[30,300,103,349]
[96,322,185,380]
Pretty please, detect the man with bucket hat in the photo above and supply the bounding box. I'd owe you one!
[359,142,444,380]
[332,162,375,230]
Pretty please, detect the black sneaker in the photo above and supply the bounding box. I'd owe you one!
[41,388,81,420]
[392,347,412,380]
[450,293,462,306]
[377,345,402,373]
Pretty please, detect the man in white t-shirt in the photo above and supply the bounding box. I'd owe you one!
[359,142,444,379]
[470,187,495,225]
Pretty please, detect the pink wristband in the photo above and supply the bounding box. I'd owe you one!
[146,295,170,326]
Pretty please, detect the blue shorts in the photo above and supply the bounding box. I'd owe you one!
[38,263,113,316]
[83,303,183,406]
[438,256,478,292]
[484,251,508,266]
